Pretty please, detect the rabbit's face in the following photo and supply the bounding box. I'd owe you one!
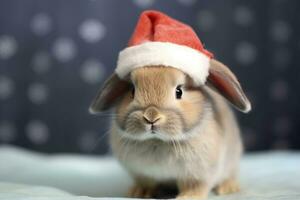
[90,60,251,141]
[115,66,206,141]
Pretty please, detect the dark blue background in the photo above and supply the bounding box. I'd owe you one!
[0,0,299,154]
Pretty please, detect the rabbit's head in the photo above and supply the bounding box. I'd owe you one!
[89,59,251,141]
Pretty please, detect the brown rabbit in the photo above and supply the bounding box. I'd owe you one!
[90,59,251,199]
[90,10,251,200]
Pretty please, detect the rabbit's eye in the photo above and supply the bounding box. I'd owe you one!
[176,86,183,99]
[131,87,135,98]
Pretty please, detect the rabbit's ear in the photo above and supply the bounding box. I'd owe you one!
[89,73,131,113]
[207,59,251,113]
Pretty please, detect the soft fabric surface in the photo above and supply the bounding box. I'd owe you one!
[0,145,299,200]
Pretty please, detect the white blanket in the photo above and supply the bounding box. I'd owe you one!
[0,145,299,200]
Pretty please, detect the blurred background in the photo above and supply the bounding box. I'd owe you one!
[0,0,299,154]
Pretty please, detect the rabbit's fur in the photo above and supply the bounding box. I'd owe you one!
[90,59,250,199]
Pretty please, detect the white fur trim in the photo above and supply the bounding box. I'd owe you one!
[116,42,210,85]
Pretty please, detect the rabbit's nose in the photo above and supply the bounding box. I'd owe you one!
[143,115,161,124]
[143,106,163,125]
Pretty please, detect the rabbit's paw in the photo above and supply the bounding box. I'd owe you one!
[176,181,208,200]
[128,184,156,198]
[214,178,240,195]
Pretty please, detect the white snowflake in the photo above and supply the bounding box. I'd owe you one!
[234,6,254,27]
[235,41,257,65]
[270,21,291,43]
[28,83,48,104]
[197,10,216,32]
[79,19,106,43]
[26,120,49,145]
[0,35,17,59]
[0,76,14,100]
[80,59,105,84]
[52,37,77,62]
[132,0,155,8]
[78,131,98,152]
[30,13,52,36]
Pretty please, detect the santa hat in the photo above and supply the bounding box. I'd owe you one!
[116,10,213,85]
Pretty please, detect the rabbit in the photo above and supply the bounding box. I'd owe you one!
[89,59,251,199]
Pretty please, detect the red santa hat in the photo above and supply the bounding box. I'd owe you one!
[116,10,213,85]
